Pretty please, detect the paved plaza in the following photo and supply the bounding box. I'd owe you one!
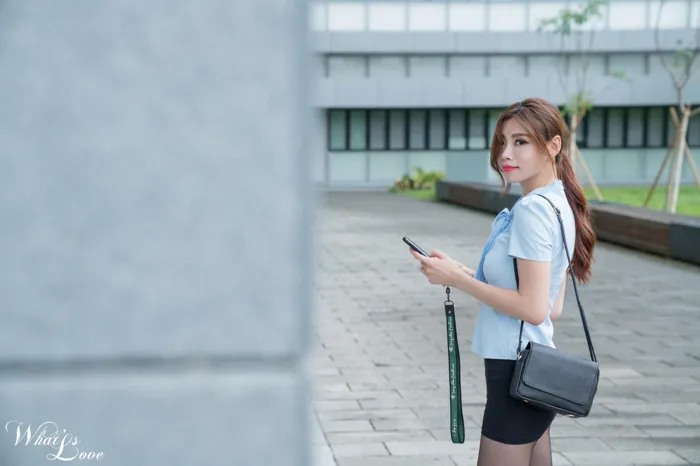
[311,191,700,466]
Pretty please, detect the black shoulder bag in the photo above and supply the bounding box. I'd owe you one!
[444,286,465,443]
[510,194,600,418]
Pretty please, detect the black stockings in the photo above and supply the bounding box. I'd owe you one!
[529,428,552,466]
[476,428,552,466]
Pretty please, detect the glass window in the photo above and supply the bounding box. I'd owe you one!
[389,110,406,150]
[428,110,446,150]
[448,109,467,150]
[448,3,486,31]
[646,107,665,147]
[626,108,645,147]
[586,108,604,148]
[469,109,487,149]
[349,110,367,150]
[489,3,526,31]
[329,110,347,150]
[606,108,624,148]
[368,3,405,31]
[327,3,365,31]
[369,110,387,150]
[409,3,446,31]
[409,110,427,150]
[609,2,647,30]
[575,114,586,147]
[487,109,502,148]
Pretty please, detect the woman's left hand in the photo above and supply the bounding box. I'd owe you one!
[409,249,464,287]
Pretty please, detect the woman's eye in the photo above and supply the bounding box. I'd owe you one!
[515,139,527,146]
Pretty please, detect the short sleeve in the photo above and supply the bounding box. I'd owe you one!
[508,196,557,262]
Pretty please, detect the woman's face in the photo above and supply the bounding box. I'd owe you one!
[497,118,558,187]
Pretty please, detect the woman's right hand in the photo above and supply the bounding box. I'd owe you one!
[456,262,476,278]
[430,250,476,278]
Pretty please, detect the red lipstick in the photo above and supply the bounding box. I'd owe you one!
[502,165,517,172]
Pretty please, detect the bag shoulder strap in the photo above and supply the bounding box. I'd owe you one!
[512,193,597,362]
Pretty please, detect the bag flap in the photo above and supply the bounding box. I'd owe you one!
[521,343,599,405]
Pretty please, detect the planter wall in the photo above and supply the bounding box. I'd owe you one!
[435,180,700,267]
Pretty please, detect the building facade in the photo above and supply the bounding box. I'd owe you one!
[309,0,700,189]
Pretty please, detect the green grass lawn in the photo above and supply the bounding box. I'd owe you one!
[395,188,437,202]
[395,185,700,216]
[583,185,700,217]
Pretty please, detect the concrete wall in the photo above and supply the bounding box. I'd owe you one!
[0,2,314,465]
[327,151,447,187]
[315,73,700,109]
[308,0,700,108]
[313,30,700,108]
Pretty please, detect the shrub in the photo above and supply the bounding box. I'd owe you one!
[390,167,445,192]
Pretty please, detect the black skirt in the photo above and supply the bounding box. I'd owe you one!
[481,358,557,445]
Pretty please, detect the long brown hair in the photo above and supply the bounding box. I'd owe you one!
[489,97,596,283]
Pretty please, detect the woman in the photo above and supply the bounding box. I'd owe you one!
[410,97,595,466]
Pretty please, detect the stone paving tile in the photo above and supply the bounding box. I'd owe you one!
[317,409,419,422]
[331,443,390,458]
[320,420,375,433]
[602,437,700,450]
[675,450,700,464]
[326,430,437,445]
[560,451,690,465]
[451,453,573,465]
[336,456,458,466]
[313,192,700,466]
[315,445,336,466]
[384,440,480,456]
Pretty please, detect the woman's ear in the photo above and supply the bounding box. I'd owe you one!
[547,135,562,158]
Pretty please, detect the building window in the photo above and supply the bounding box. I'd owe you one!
[388,110,406,150]
[448,109,467,150]
[428,110,447,150]
[487,109,502,149]
[646,107,666,147]
[328,106,683,152]
[606,108,625,148]
[469,109,487,149]
[348,110,367,150]
[369,110,387,150]
[575,117,586,149]
[329,110,347,150]
[408,110,427,150]
[585,108,605,148]
[626,108,645,148]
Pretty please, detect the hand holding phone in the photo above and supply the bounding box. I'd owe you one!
[403,236,430,257]
[404,237,475,277]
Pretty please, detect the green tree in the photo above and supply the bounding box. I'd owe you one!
[645,0,700,213]
[538,0,629,201]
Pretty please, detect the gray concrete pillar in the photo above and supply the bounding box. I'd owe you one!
[0,1,314,465]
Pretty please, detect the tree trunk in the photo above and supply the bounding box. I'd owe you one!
[569,113,579,173]
[575,145,604,201]
[665,106,690,213]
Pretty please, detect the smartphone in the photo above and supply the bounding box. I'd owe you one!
[403,236,430,257]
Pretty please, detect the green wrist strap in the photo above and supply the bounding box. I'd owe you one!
[444,287,465,444]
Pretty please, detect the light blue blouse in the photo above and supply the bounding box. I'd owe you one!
[470,179,576,360]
